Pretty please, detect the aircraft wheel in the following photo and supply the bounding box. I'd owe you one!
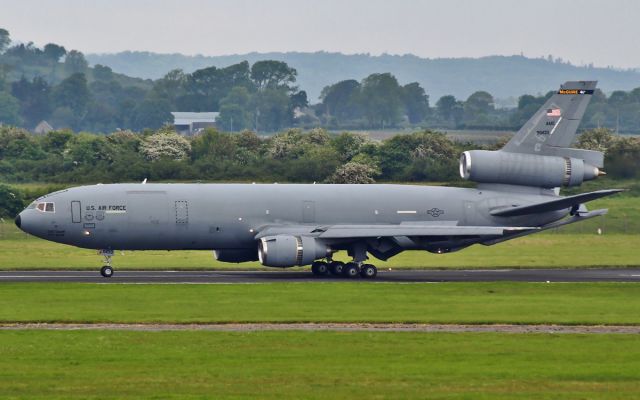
[343,263,360,278]
[328,261,344,276]
[311,261,328,276]
[360,264,377,279]
[100,265,114,278]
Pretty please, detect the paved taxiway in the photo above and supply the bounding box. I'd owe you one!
[0,269,639,283]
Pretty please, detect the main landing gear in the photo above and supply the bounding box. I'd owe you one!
[99,249,114,278]
[311,260,378,279]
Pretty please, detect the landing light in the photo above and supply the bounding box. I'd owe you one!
[83,230,91,236]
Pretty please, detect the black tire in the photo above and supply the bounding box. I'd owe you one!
[100,265,114,278]
[343,263,360,278]
[360,264,377,279]
[328,261,344,276]
[311,261,328,276]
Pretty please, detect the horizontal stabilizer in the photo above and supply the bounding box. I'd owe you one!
[482,208,608,245]
[490,189,624,217]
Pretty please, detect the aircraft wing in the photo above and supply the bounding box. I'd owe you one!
[490,189,624,217]
[255,224,537,239]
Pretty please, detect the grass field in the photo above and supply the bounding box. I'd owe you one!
[1,282,639,325]
[0,330,639,399]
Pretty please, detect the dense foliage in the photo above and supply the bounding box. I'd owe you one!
[0,125,639,217]
[0,126,466,185]
[1,125,638,185]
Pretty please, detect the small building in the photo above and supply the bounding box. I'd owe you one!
[34,120,54,135]
[171,112,219,135]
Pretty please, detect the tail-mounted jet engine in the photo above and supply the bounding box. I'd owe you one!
[258,235,332,267]
[460,150,603,188]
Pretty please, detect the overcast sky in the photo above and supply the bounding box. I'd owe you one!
[1,0,637,68]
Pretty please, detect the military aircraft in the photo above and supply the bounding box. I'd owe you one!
[15,81,621,278]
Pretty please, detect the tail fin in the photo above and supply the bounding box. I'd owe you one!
[502,81,602,167]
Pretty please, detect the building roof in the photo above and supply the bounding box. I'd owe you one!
[171,112,219,125]
[34,120,54,134]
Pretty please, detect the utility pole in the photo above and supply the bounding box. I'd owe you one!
[255,109,260,133]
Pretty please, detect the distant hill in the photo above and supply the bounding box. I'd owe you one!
[86,51,640,104]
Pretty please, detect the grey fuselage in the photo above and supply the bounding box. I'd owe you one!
[17,183,565,254]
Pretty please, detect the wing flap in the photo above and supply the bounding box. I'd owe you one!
[319,226,534,238]
[490,189,624,217]
[257,224,537,239]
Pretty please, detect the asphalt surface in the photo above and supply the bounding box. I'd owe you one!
[0,269,639,283]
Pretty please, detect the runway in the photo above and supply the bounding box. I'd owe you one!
[1,268,639,283]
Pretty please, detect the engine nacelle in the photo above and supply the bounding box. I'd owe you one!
[258,235,332,268]
[460,150,601,188]
[213,249,259,263]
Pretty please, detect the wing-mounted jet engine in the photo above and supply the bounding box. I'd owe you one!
[258,235,332,268]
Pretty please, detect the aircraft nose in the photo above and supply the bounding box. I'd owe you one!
[15,213,21,229]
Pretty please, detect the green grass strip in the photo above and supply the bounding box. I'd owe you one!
[1,282,639,325]
[0,330,639,399]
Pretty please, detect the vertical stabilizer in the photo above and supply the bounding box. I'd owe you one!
[502,81,597,157]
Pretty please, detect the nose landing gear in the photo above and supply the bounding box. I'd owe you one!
[99,250,114,278]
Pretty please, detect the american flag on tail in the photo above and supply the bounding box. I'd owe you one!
[546,108,561,117]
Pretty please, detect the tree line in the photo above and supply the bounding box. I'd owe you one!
[3,28,640,134]
[1,124,638,184]
[0,126,461,185]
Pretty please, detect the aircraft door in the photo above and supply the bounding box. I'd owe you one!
[71,201,81,223]
[302,201,315,223]
[463,201,476,225]
[175,201,189,224]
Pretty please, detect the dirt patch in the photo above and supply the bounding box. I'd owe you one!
[1,323,639,334]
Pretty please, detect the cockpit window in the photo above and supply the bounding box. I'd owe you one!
[36,202,55,213]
